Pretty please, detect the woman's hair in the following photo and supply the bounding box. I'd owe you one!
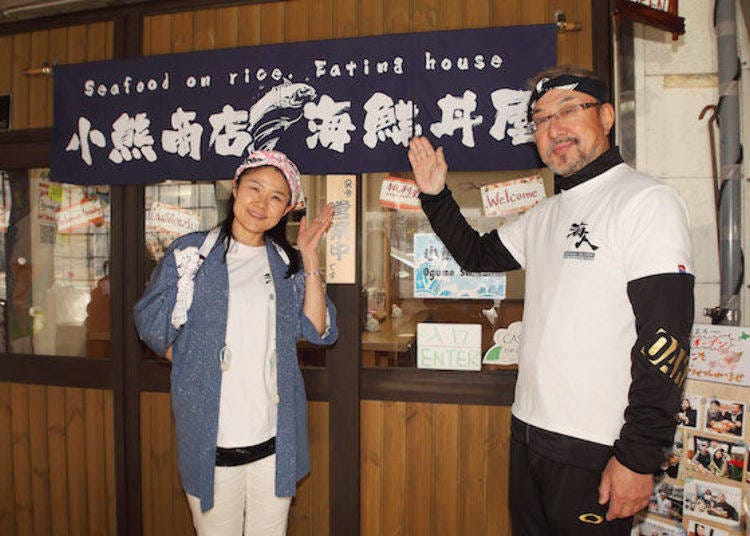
[219,167,301,278]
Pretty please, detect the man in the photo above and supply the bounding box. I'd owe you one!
[709,493,738,521]
[408,66,694,535]
[691,441,711,469]
[724,403,743,436]
[651,485,672,517]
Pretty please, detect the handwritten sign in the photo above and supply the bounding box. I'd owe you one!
[326,175,356,284]
[483,321,521,365]
[378,176,421,211]
[689,324,750,386]
[417,323,482,371]
[414,233,505,299]
[480,175,545,217]
[56,198,104,233]
[146,201,200,236]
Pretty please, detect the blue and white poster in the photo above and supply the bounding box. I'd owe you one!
[414,233,505,299]
[52,25,556,185]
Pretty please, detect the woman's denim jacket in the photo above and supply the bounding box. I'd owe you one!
[133,230,338,512]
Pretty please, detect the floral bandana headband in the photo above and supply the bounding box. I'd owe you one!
[234,150,305,210]
[527,74,608,122]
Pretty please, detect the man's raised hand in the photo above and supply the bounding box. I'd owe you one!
[408,136,448,195]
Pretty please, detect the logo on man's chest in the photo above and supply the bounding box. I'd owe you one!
[563,222,598,260]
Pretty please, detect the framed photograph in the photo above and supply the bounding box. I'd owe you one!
[687,520,729,536]
[682,479,741,527]
[632,515,685,536]
[685,435,745,482]
[647,480,683,521]
[676,394,702,430]
[661,429,683,479]
[703,398,744,438]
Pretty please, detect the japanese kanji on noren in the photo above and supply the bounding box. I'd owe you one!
[52,25,556,185]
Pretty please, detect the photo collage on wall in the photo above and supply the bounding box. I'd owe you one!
[640,385,749,535]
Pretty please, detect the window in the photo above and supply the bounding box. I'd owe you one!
[360,170,549,368]
[0,169,111,357]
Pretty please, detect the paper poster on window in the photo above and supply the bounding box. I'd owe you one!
[413,233,505,299]
[417,322,482,371]
[146,202,200,236]
[326,175,356,284]
[689,325,750,386]
[378,176,421,211]
[480,175,545,217]
[56,197,104,233]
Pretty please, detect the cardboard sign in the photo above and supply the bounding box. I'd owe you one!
[480,175,545,217]
[326,175,356,284]
[378,176,421,211]
[417,323,482,371]
[414,233,505,299]
[689,324,750,386]
[146,201,200,236]
[56,198,104,233]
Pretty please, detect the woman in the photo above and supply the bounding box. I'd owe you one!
[709,448,728,477]
[676,397,697,427]
[134,150,338,535]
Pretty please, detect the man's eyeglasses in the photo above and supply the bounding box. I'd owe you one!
[529,102,602,133]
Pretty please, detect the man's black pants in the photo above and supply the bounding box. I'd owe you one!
[509,417,635,536]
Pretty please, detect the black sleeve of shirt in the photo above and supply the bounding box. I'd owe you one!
[418,187,521,272]
[614,273,695,474]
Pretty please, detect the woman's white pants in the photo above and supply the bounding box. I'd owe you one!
[187,454,292,536]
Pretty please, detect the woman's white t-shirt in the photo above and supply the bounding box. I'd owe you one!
[216,240,278,448]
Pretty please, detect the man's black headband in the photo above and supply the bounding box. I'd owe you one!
[527,74,608,121]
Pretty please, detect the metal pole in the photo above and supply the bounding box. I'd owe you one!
[714,0,743,325]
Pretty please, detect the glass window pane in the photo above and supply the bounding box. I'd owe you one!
[0,169,111,357]
[361,171,549,368]
[142,175,330,367]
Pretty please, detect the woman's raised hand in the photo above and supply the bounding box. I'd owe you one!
[297,202,334,258]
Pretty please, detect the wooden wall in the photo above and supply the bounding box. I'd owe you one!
[361,401,512,535]
[141,0,591,66]
[0,22,113,130]
[0,382,116,536]
[140,392,330,536]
